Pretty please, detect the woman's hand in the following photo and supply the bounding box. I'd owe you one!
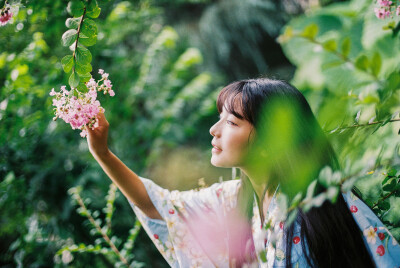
[86,112,110,157]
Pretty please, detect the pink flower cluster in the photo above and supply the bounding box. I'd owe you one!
[374,0,400,19]
[0,6,13,26]
[50,70,114,137]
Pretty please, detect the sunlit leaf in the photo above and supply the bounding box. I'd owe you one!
[341,37,351,57]
[79,72,92,83]
[86,0,101,19]
[75,62,92,75]
[67,1,85,17]
[301,24,318,39]
[354,54,369,71]
[81,19,97,38]
[62,29,77,47]
[69,71,80,88]
[370,52,382,77]
[79,33,97,47]
[66,17,81,29]
[61,55,74,73]
[322,39,337,52]
[76,45,92,64]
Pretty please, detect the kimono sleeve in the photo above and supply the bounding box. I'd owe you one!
[342,191,400,267]
[127,176,241,267]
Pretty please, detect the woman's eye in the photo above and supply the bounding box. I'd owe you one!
[227,120,237,126]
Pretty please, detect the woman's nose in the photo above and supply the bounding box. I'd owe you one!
[209,122,219,137]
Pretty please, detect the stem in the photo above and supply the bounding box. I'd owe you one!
[72,7,87,73]
[325,119,400,133]
[371,189,397,209]
[371,177,400,209]
[75,192,130,267]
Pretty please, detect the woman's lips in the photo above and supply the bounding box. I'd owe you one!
[212,143,222,152]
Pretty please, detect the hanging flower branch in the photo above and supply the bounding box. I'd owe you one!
[50,0,113,137]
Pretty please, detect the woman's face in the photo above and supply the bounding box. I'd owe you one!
[209,104,254,168]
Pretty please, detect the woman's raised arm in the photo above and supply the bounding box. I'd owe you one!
[86,112,162,220]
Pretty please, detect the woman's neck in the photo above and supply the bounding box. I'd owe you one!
[241,167,278,223]
[240,168,268,204]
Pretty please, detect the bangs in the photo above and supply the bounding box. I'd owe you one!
[216,82,247,121]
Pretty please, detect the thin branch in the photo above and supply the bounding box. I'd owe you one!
[75,192,130,267]
[371,177,400,209]
[72,7,87,72]
[371,189,397,209]
[325,119,400,133]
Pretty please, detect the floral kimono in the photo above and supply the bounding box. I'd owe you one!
[128,177,400,267]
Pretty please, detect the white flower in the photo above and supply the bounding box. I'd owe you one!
[165,241,176,260]
[166,217,177,230]
[363,226,377,244]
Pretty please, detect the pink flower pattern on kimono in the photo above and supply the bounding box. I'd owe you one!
[128,177,400,267]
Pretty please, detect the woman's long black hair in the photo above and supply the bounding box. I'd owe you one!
[216,78,375,267]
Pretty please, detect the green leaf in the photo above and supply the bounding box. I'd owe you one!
[69,71,80,88]
[76,46,92,64]
[391,169,400,177]
[66,17,81,29]
[382,176,391,186]
[383,178,396,192]
[377,200,390,210]
[75,62,92,75]
[81,19,97,38]
[354,55,369,71]
[395,190,400,197]
[77,82,87,91]
[322,60,343,70]
[79,72,92,83]
[301,24,318,39]
[61,55,74,73]
[67,1,85,17]
[322,39,337,52]
[79,33,97,47]
[86,8,101,19]
[381,116,392,127]
[372,122,383,134]
[86,0,101,19]
[341,37,351,57]
[61,29,77,47]
[365,198,374,207]
[370,52,382,77]
[395,181,400,191]
[382,21,396,30]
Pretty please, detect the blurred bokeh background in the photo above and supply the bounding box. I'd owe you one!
[1,0,400,266]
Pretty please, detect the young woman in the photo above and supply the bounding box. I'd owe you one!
[87,78,400,267]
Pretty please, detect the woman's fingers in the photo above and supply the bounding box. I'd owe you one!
[97,111,108,126]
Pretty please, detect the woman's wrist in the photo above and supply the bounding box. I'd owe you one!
[91,147,112,160]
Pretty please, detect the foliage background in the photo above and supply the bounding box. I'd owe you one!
[1,0,399,266]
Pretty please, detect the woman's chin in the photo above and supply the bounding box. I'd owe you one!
[210,157,223,167]
[211,157,233,168]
